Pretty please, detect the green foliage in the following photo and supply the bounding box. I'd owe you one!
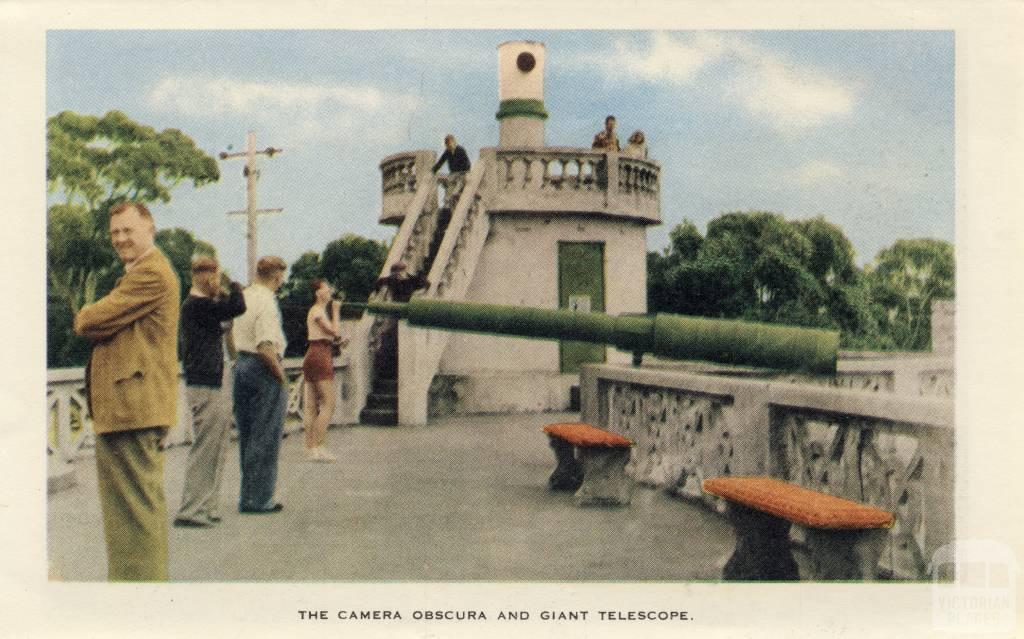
[649,212,954,351]
[320,234,390,303]
[279,235,389,358]
[46,110,220,367]
[155,228,219,301]
[47,110,219,208]
[866,238,955,350]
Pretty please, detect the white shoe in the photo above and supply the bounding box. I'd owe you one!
[315,447,337,463]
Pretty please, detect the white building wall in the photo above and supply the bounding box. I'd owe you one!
[438,213,648,373]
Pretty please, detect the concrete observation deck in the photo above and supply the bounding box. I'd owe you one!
[48,413,731,582]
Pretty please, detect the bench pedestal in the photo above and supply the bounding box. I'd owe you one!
[574,446,632,507]
[547,436,583,491]
[543,423,634,507]
[803,527,887,581]
[723,502,800,580]
[722,503,887,580]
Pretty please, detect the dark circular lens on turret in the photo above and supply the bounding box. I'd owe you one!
[516,52,536,72]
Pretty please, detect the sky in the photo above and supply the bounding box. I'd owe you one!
[47,30,954,280]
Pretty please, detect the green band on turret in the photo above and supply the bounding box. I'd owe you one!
[496,98,549,121]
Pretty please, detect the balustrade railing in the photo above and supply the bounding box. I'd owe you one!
[490,147,660,223]
[379,150,436,225]
[581,364,953,580]
[47,358,349,462]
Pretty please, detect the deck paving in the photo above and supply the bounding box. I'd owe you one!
[47,412,733,582]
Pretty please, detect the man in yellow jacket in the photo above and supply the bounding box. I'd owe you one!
[74,201,180,581]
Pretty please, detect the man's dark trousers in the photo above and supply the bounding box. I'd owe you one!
[233,352,286,512]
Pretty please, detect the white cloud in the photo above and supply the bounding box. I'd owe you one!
[147,76,421,143]
[591,32,856,134]
[786,159,843,187]
[722,43,855,133]
[599,32,726,84]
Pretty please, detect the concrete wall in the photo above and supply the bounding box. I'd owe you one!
[931,299,955,356]
[581,363,955,580]
[438,213,648,374]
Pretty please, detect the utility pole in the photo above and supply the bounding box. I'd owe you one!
[220,131,283,283]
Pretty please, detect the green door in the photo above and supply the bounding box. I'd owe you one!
[558,242,606,373]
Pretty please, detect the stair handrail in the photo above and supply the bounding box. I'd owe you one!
[425,162,487,297]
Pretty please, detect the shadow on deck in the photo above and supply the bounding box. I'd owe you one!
[47,412,733,581]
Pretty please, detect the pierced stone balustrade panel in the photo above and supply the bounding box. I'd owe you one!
[604,381,734,508]
[771,408,952,579]
[918,370,953,397]
[617,156,660,196]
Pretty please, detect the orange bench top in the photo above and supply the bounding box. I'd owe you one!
[542,423,633,448]
[702,476,894,530]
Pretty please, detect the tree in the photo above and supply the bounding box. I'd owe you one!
[279,252,323,358]
[47,110,219,315]
[278,237,389,358]
[649,211,876,346]
[320,234,389,303]
[46,110,219,367]
[867,238,955,350]
[155,228,217,301]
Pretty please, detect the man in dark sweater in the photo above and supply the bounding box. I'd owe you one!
[173,255,246,528]
[431,134,471,174]
[372,262,430,379]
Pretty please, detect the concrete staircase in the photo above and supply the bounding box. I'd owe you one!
[358,377,398,426]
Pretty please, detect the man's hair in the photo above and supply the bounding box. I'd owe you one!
[605,115,616,125]
[191,255,219,274]
[256,255,288,279]
[110,201,154,222]
[444,134,455,144]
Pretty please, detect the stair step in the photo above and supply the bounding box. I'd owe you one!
[360,408,398,427]
[373,379,398,394]
[366,393,398,410]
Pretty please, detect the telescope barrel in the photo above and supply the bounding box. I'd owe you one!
[345,299,838,374]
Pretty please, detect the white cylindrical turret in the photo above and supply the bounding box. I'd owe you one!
[496,40,547,147]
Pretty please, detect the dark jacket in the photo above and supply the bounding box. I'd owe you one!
[432,145,471,173]
[179,283,246,387]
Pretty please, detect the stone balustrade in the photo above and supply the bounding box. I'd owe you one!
[580,363,954,580]
[379,150,436,225]
[380,147,662,225]
[487,147,660,223]
[47,358,353,463]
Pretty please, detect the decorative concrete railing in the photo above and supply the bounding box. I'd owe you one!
[47,358,351,463]
[644,352,954,398]
[398,161,491,425]
[580,364,954,580]
[486,147,661,224]
[379,150,436,225]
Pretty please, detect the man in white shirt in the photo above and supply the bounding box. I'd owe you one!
[231,256,288,514]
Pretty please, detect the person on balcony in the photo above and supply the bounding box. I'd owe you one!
[432,134,472,201]
[592,115,621,151]
[174,256,246,528]
[231,256,289,514]
[431,134,471,174]
[302,279,347,462]
[73,201,179,581]
[624,130,647,159]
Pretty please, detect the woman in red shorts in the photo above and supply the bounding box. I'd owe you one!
[302,279,346,461]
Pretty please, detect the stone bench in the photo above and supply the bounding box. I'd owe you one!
[702,476,894,581]
[542,422,633,506]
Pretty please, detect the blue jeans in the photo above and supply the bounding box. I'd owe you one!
[233,353,286,511]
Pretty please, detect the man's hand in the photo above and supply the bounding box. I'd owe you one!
[257,341,287,385]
